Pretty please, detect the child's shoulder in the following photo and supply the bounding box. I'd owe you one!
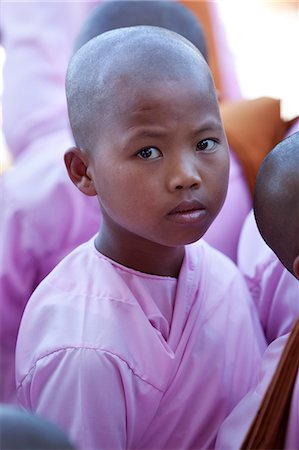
[17,238,145,382]
[187,239,252,306]
[190,239,242,280]
[37,236,127,294]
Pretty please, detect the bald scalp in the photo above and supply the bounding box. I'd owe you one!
[254,131,299,275]
[66,26,211,152]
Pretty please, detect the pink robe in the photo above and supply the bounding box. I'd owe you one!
[238,211,299,343]
[0,1,97,404]
[1,1,96,160]
[204,149,251,261]
[16,238,266,450]
[216,333,299,449]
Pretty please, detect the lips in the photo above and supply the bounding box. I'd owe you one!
[168,200,205,215]
[167,200,207,225]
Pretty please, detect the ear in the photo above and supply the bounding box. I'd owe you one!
[64,147,96,197]
[293,255,299,280]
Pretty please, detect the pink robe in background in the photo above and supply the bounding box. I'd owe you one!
[204,149,251,261]
[219,120,299,448]
[1,1,96,160]
[208,2,241,101]
[0,132,100,403]
[16,238,266,450]
[237,118,299,341]
[0,2,97,404]
[238,211,299,344]
[237,119,299,342]
[215,333,299,450]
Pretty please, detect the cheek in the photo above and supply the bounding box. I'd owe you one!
[94,163,153,214]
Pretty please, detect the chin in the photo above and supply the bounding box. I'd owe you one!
[166,231,207,248]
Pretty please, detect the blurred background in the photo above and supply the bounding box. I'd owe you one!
[218,1,299,119]
[0,0,298,173]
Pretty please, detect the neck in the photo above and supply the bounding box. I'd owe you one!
[95,223,185,278]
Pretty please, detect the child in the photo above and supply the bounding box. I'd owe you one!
[16,26,265,450]
[0,404,75,449]
[216,131,299,449]
[0,0,248,405]
[2,0,284,406]
[0,0,211,404]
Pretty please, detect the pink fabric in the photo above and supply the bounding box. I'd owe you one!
[220,120,299,448]
[208,2,241,101]
[216,333,299,449]
[0,1,98,404]
[0,134,100,404]
[1,1,95,160]
[16,238,265,450]
[204,149,251,262]
[238,211,299,343]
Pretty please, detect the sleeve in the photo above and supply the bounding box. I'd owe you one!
[215,335,287,450]
[17,347,130,450]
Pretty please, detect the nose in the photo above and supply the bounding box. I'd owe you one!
[167,156,202,192]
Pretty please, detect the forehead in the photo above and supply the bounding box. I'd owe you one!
[100,42,214,113]
[108,70,217,123]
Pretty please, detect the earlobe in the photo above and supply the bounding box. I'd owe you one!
[64,147,97,197]
[293,255,299,280]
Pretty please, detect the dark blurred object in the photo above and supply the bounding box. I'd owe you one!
[0,404,76,450]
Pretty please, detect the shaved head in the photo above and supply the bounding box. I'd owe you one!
[254,131,299,276]
[66,26,213,152]
[74,0,208,61]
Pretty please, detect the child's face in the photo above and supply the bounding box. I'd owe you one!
[88,67,229,250]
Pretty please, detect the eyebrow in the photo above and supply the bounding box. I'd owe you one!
[127,127,169,140]
[196,118,224,132]
[194,124,223,136]
[129,120,223,138]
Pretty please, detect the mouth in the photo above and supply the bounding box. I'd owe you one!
[167,200,207,225]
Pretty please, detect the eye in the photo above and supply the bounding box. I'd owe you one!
[196,139,218,153]
[137,147,161,160]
